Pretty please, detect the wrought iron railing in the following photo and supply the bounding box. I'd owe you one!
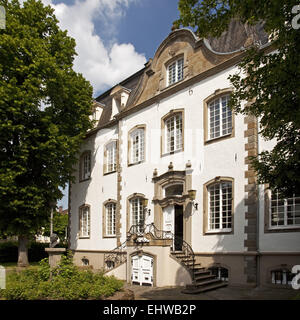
[127,223,173,239]
[104,239,127,271]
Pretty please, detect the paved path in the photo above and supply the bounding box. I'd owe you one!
[124,283,299,300]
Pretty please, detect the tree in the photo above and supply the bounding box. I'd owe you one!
[175,0,300,196]
[0,0,93,266]
[42,210,69,245]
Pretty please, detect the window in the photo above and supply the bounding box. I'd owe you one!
[104,141,117,174]
[105,202,116,236]
[130,128,145,164]
[270,193,300,229]
[164,184,184,197]
[208,95,232,140]
[209,266,229,282]
[271,269,293,285]
[79,206,90,238]
[167,58,184,86]
[165,113,182,153]
[208,181,232,232]
[131,197,145,232]
[80,151,91,181]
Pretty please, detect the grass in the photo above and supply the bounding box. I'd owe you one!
[1,262,40,268]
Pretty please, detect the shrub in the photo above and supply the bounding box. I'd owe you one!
[0,251,123,300]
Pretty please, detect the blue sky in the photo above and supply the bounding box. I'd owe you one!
[50,0,181,209]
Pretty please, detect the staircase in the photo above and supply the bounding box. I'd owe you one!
[171,250,228,294]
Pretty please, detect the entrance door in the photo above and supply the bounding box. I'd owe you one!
[163,205,183,250]
[131,255,153,286]
[174,205,183,250]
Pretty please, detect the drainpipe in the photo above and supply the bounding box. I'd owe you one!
[256,117,260,287]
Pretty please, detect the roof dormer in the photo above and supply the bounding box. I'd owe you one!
[110,85,131,119]
[90,100,104,126]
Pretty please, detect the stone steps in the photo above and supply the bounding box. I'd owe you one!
[171,250,228,294]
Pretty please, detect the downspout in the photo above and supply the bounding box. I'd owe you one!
[256,117,260,287]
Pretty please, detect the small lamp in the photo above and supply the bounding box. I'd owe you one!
[142,198,151,215]
[188,190,198,210]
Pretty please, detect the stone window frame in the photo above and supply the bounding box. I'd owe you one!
[126,193,147,232]
[102,199,117,238]
[166,55,184,87]
[161,109,185,157]
[79,150,91,182]
[203,177,235,236]
[103,139,118,175]
[128,124,146,166]
[203,88,235,145]
[78,204,91,239]
[264,186,300,233]
[265,264,294,288]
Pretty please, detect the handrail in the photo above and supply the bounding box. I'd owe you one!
[170,234,195,280]
[104,239,127,271]
[128,223,195,280]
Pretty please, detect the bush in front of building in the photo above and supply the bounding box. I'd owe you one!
[0,252,123,300]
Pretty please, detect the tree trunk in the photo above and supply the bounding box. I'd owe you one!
[17,235,29,267]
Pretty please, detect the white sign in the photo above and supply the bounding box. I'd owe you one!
[0,6,5,29]
[0,266,5,290]
[292,265,300,290]
[292,5,300,30]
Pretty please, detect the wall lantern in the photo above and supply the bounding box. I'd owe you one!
[142,198,151,215]
[188,190,198,210]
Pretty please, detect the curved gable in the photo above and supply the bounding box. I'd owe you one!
[130,28,240,107]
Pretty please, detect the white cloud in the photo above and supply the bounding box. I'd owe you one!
[43,0,146,95]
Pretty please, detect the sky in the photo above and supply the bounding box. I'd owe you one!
[45,0,181,209]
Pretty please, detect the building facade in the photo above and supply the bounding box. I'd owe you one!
[68,25,300,290]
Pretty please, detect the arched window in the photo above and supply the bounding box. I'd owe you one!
[204,177,234,234]
[129,126,145,165]
[162,110,184,155]
[104,141,117,174]
[167,57,184,86]
[79,205,90,238]
[164,184,184,197]
[79,151,91,181]
[130,197,145,233]
[204,90,234,144]
[104,201,116,237]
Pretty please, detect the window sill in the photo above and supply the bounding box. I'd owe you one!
[204,133,233,145]
[205,229,232,235]
[161,149,183,158]
[104,170,116,176]
[79,236,90,239]
[128,160,145,167]
[162,78,184,92]
[103,235,117,239]
[266,226,300,233]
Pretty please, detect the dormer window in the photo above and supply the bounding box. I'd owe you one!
[110,85,131,119]
[167,57,184,86]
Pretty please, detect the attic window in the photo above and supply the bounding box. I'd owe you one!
[110,85,131,119]
[167,58,184,86]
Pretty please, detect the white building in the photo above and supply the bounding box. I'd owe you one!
[68,24,300,292]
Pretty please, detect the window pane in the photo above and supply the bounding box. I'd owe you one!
[166,114,182,153]
[131,129,145,163]
[106,142,116,173]
[131,198,145,232]
[106,203,116,236]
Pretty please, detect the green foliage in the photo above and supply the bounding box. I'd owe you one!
[0,252,123,300]
[41,211,69,243]
[0,0,93,241]
[176,0,300,196]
